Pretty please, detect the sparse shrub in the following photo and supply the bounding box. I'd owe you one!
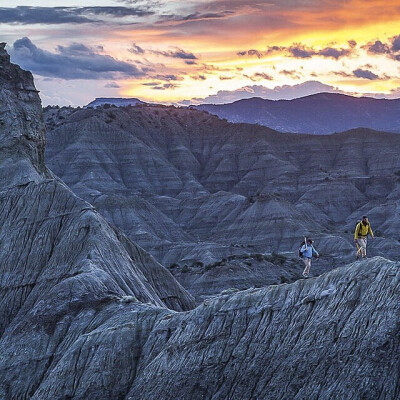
[205,261,222,270]
[280,276,289,284]
[254,253,264,262]
[192,261,204,268]
[181,265,189,273]
[205,263,214,271]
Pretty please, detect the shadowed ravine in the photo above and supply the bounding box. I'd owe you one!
[0,44,399,399]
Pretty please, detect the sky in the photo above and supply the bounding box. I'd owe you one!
[2,0,400,106]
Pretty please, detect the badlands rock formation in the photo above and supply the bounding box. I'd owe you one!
[1,45,399,400]
[44,101,400,298]
[0,43,194,395]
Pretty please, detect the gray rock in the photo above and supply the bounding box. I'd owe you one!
[86,97,145,108]
[0,44,194,398]
[25,258,400,400]
[43,104,400,301]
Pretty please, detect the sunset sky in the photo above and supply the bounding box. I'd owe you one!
[2,0,400,105]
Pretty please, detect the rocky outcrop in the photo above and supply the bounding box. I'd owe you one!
[6,257,399,400]
[86,97,145,108]
[44,104,400,300]
[0,44,194,398]
[125,258,400,400]
[195,93,400,134]
[0,42,49,188]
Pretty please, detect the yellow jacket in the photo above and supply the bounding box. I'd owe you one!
[354,221,374,239]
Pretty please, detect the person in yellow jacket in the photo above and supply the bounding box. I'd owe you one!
[354,216,374,259]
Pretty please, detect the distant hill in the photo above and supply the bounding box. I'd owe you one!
[194,93,400,134]
[86,97,145,108]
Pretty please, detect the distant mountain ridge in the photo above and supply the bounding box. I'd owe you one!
[86,97,145,108]
[194,92,400,134]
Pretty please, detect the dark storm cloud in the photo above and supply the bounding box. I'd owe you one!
[353,68,379,80]
[0,6,154,25]
[10,37,145,80]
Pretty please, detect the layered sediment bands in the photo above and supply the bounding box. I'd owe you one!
[44,104,400,299]
[0,45,194,399]
[0,43,48,188]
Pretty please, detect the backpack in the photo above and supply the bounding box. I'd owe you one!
[357,221,370,236]
[298,241,305,258]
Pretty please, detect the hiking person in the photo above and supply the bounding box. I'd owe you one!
[354,216,374,259]
[300,238,319,278]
